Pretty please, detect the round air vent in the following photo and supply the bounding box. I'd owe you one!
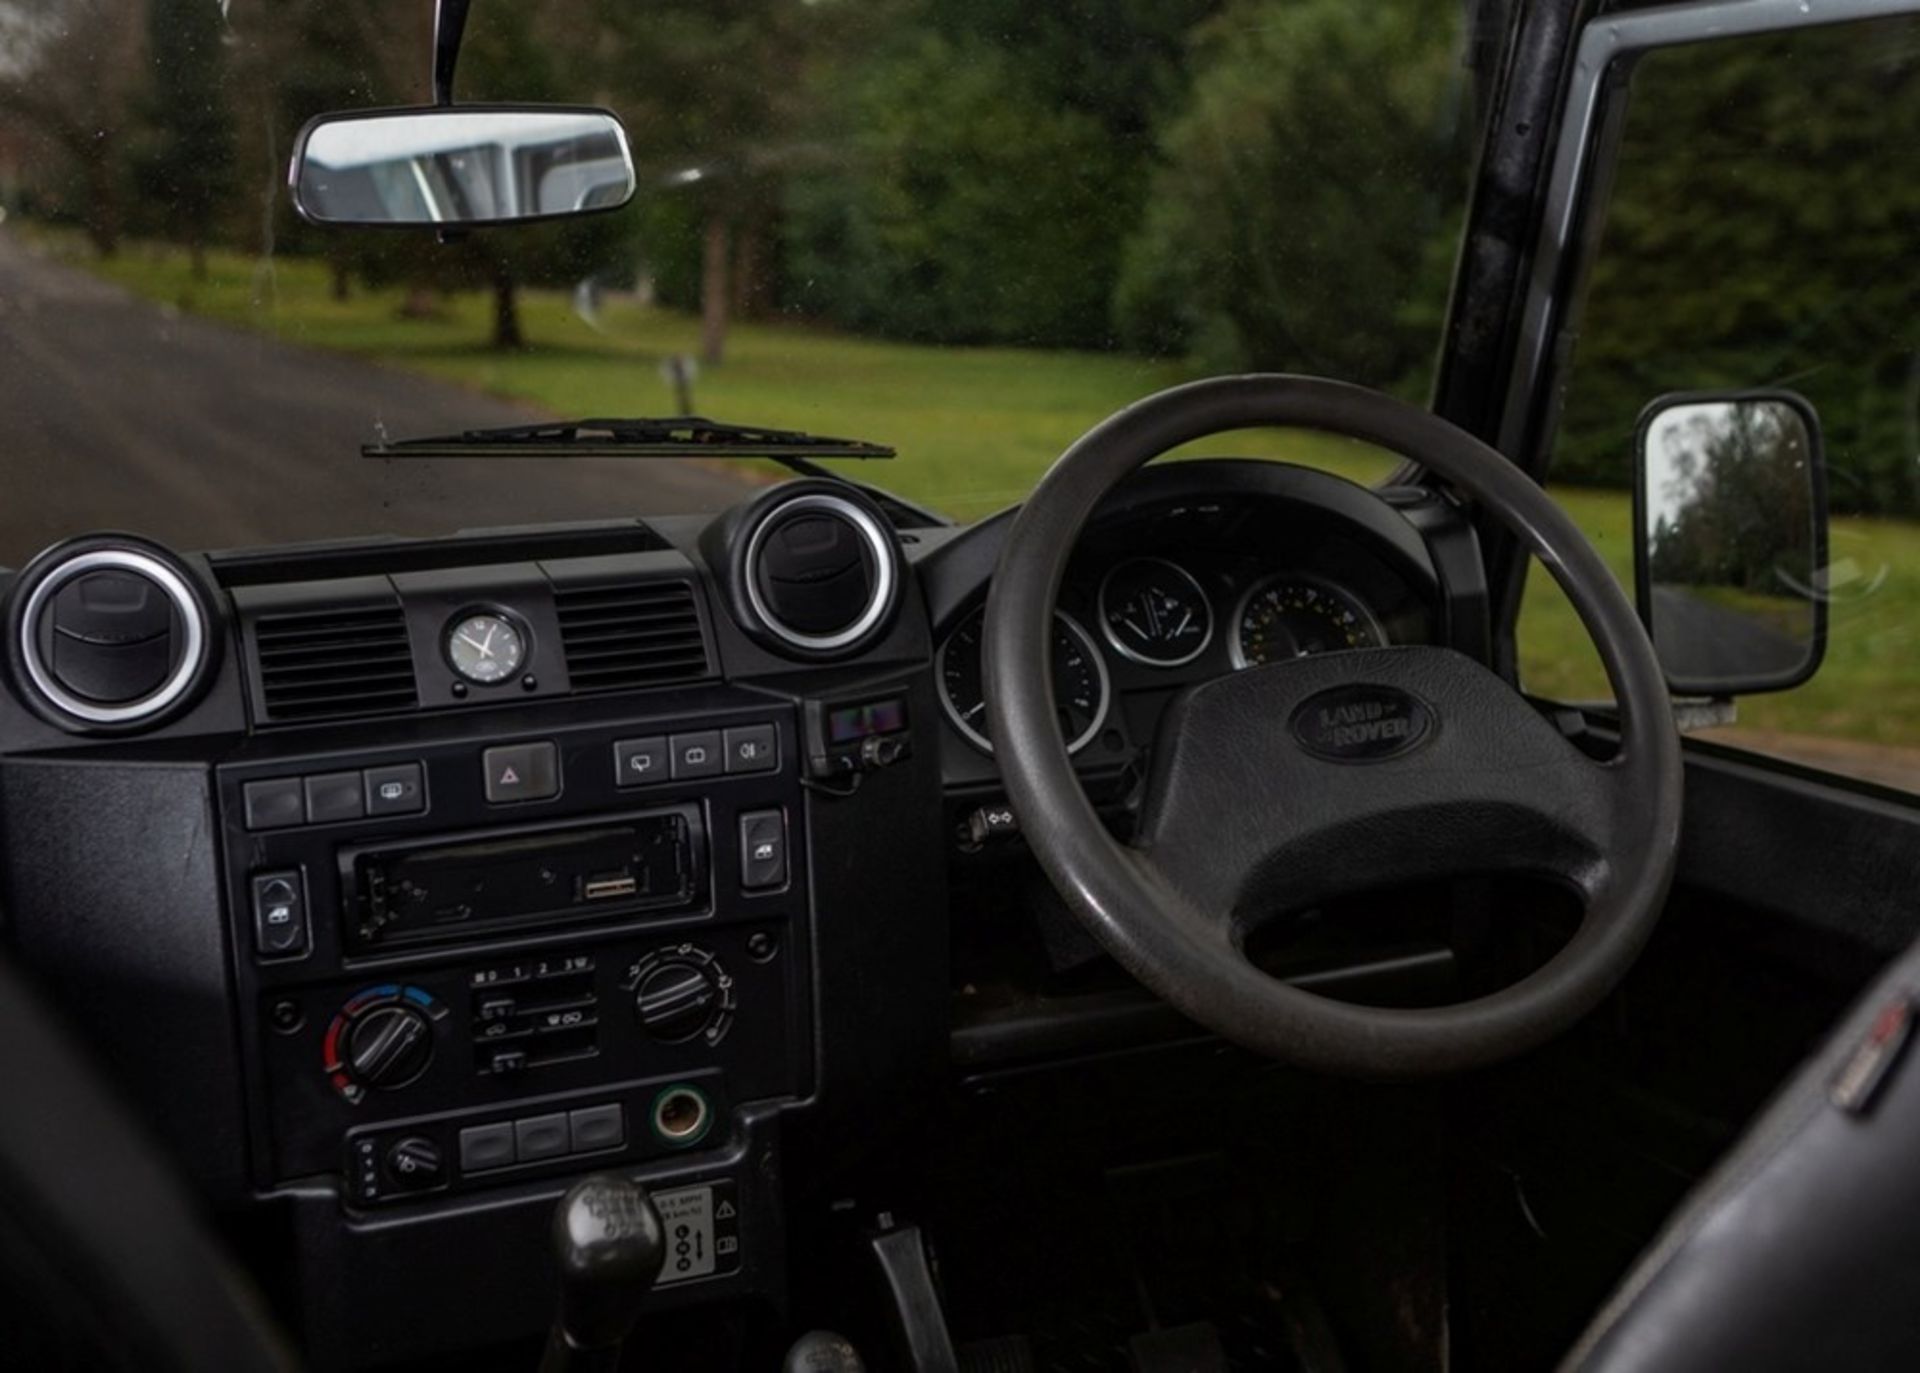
[8,538,214,732]
[738,490,900,656]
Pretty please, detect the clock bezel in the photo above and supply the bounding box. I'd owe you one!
[442,607,530,687]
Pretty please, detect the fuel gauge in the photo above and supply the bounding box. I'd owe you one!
[1097,558,1214,667]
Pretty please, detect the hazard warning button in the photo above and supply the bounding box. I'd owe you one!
[482,741,559,804]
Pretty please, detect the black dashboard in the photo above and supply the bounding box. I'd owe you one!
[0,459,1485,1369]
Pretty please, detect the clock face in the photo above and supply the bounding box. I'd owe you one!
[445,612,525,685]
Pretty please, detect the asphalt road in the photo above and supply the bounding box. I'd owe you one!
[1649,583,1809,683]
[0,230,752,570]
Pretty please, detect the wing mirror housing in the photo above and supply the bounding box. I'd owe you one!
[1632,390,1829,697]
[289,105,636,229]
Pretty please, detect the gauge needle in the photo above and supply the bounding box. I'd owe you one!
[962,702,986,720]
[457,631,493,657]
[481,623,498,657]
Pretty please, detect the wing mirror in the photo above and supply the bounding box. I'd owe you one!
[289,105,635,229]
[1633,391,1829,697]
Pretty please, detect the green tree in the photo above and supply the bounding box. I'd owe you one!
[237,0,402,291]
[784,0,1217,348]
[1113,0,1472,388]
[1647,405,1814,592]
[135,0,237,278]
[594,0,863,364]
[782,32,1133,347]
[924,0,1219,146]
[1552,17,1920,516]
[0,0,149,256]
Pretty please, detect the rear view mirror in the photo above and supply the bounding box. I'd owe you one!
[290,106,635,229]
[1634,391,1828,697]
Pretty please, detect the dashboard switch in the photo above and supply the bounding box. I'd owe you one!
[671,731,723,780]
[250,870,308,959]
[486,1048,528,1076]
[483,742,559,803]
[614,736,669,787]
[570,1104,626,1153]
[383,1136,447,1193]
[515,1112,570,1162]
[458,1122,516,1173]
[304,770,364,824]
[739,809,788,890]
[364,762,425,816]
[723,724,778,774]
[243,777,304,831]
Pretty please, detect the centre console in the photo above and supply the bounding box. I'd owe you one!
[0,506,951,1370]
[219,693,814,1315]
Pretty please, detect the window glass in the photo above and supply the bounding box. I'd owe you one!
[1521,15,1920,792]
[0,0,1494,564]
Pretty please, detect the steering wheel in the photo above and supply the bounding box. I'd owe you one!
[984,376,1682,1077]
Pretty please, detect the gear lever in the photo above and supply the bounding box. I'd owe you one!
[538,1173,666,1373]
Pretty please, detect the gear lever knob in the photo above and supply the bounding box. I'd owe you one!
[539,1173,665,1373]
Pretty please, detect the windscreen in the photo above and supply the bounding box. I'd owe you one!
[0,0,1498,565]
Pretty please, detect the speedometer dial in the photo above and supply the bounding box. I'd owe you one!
[1098,557,1213,667]
[1230,575,1385,668]
[937,607,1109,755]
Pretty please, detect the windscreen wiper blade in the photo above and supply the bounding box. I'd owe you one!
[362,416,896,460]
[362,413,949,527]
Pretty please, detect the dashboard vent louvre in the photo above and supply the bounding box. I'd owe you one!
[556,580,712,693]
[253,603,418,722]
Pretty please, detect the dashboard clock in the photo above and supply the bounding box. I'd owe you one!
[445,611,526,685]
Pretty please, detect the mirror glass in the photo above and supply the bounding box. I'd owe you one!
[1637,394,1827,694]
[292,107,635,228]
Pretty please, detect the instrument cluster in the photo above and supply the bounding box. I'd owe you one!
[930,480,1441,775]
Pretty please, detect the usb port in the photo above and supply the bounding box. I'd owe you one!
[582,874,638,902]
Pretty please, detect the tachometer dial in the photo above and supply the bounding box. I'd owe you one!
[1230,576,1385,668]
[1097,557,1213,667]
[937,607,1109,755]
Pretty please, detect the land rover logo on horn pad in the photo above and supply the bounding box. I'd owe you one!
[1290,684,1434,762]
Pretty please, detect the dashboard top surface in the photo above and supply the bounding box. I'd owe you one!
[0,461,1475,797]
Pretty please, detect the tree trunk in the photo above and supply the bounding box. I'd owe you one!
[399,285,440,320]
[731,221,761,320]
[84,215,120,259]
[82,152,120,258]
[492,259,524,350]
[700,211,731,366]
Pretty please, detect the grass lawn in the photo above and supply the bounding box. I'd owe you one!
[31,232,1400,519]
[1518,487,1920,750]
[30,229,1920,754]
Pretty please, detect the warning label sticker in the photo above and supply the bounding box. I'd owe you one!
[653,1182,743,1285]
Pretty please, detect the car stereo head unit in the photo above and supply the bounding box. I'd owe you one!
[341,805,706,951]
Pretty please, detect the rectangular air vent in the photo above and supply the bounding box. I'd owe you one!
[556,580,713,694]
[253,602,419,722]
